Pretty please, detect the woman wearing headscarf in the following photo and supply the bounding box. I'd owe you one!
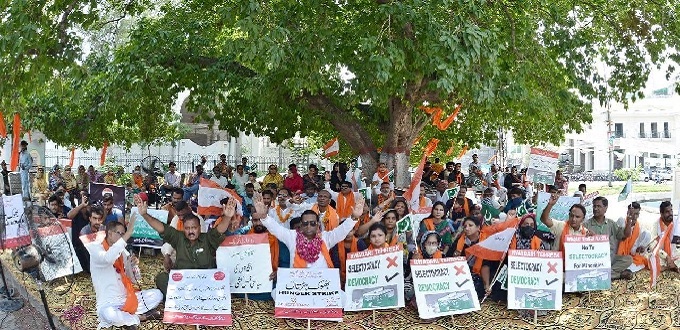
[283,164,304,193]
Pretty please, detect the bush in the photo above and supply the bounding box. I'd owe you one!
[613,166,643,181]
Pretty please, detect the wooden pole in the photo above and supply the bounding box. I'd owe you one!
[307,319,311,330]
[372,310,376,324]
[245,293,249,306]
[533,310,538,325]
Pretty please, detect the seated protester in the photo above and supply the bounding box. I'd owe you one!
[302,164,323,191]
[323,180,363,219]
[70,192,93,273]
[55,184,72,209]
[269,188,296,228]
[160,201,207,270]
[300,183,318,204]
[616,202,651,273]
[283,164,304,194]
[287,189,341,231]
[86,219,163,329]
[260,195,364,269]
[160,188,185,223]
[445,185,473,217]
[210,165,229,188]
[48,194,71,219]
[648,201,679,272]
[134,196,237,297]
[540,193,589,252]
[448,197,468,230]
[421,161,436,186]
[366,222,390,250]
[247,172,262,192]
[80,206,106,235]
[452,216,521,296]
[32,165,50,206]
[103,194,124,224]
[585,196,634,280]
[418,202,454,256]
[448,163,465,185]
[503,187,527,214]
[330,219,368,289]
[371,163,393,194]
[242,183,256,218]
[417,183,434,210]
[413,231,444,259]
[372,181,395,213]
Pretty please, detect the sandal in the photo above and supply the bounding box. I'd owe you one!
[141,310,162,321]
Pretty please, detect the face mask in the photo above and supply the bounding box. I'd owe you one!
[519,226,535,239]
[425,245,439,255]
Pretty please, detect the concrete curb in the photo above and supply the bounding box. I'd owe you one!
[1,260,70,330]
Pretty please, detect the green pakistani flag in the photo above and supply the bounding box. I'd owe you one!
[618,178,633,202]
[443,187,460,201]
[516,201,529,217]
[396,214,413,234]
[481,204,501,225]
[358,187,371,201]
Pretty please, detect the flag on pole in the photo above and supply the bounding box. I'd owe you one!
[481,204,501,223]
[323,137,339,158]
[403,139,439,212]
[198,178,243,216]
[443,187,460,201]
[650,223,673,289]
[618,178,633,202]
[358,187,371,204]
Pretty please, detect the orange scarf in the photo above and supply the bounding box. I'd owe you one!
[386,229,398,246]
[377,169,389,183]
[454,172,463,185]
[617,221,646,266]
[419,196,428,209]
[456,233,485,274]
[560,224,588,252]
[312,205,339,231]
[377,192,394,210]
[293,242,333,268]
[430,250,443,259]
[338,238,359,283]
[462,198,470,216]
[658,218,673,257]
[422,217,444,231]
[249,229,280,271]
[102,240,138,314]
[336,193,355,218]
[275,205,292,223]
[369,243,389,250]
[510,235,543,251]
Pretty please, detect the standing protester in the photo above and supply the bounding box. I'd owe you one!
[19,140,32,200]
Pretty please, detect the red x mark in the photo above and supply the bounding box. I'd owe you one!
[386,256,398,268]
[547,262,557,273]
[454,265,467,275]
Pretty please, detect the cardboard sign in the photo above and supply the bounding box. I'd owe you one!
[274,268,343,321]
[507,250,563,310]
[535,192,580,223]
[1,194,30,249]
[411,257,481,318]
[164,269,232,326]
[563,235,611,292]
[344,245,405,311]
[526,148,559,184]
[216,233,273,293]
[36,225,83,281]
[129,207,167,248]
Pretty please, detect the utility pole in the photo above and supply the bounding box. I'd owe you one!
[607,102,613,187]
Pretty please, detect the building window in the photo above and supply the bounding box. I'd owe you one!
[651,122,658,138]
[664,122,670,138]
[639,123,645,138]
[650,153,659,158]
[614,123,624,137]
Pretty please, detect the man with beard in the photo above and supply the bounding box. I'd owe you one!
[160,201,207,272]
[585,196,634,280]
[289,189,341,231]
[541,193,589,252]
[616,202,651,273]
[19,140,32,200]
[136,196,237,297]
[649,201,679,272]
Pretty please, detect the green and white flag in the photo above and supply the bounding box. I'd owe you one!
[358,187,371,201]
[481,204,501,225]
[396,214,413,234]
[443,187,460,201]
[618,178,633,202]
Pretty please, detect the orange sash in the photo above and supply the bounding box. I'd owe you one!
[431,250,443,259]
[510,235,542,251]
[419,196,428,209]
[454,172,463,185]
[248,229,280,271]
[336,193,355,219]
[386,229,398,246]
[422,218,444,231]
[377,193,394,210]
[462,198,470,216]
[658,218,673,258]
[293,241,333,268]
[338,238,359,283]
[102,240,138,314]
[275,205,292,223]
[617,221,647,266]
[312,205,339,231]
[560,224,588,252]
[456,233,485,274]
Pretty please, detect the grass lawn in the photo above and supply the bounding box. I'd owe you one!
[568,182,672,196]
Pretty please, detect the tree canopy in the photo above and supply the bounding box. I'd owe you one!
[2,0,679,183]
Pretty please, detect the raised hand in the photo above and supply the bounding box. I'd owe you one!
[351,197,365,219]
[547,193,559,206]
[371,210,384,223]
[253,193,267,215]
[223,198,237,219]
[134,194,148,216]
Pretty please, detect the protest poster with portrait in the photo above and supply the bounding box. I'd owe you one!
[274,268,343,321]
[89,182,125,215]
[564,235,611,292]
[507,250,563,310]
[344,245,405,312]
[411,257,480,319]
[216,233,273,293]
[164,269,232,326]
[129,207,167,248]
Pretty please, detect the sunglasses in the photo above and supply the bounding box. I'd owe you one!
[301,221,318,227]
[340,185,350,189]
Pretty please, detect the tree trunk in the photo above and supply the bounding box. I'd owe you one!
[381,97,417,188]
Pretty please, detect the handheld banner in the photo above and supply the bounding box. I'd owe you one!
[129,207,167,248]
[564,235,611,292]
[164,269,232,326]
[216,233,273,293]
[274,268,343,321]
[1,194,30,249]
[507,250,563,310]
[36,224,83,281]
[89,182,125,213]
[344,245,405,311]
[535,192,580,223]
[411,257,480,318]
[526,148,559,184]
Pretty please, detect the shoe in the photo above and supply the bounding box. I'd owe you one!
[621,270,634,280]
[123,325,138,330]
[141,310,162,321]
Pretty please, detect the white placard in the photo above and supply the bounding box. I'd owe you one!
[344,245,405,311]
[274,268,343,321]
[164,269,232,326]
[507,249,563,310]
[564,235,611,292]
[216,233,273,293]
[1,194,29,249]
[411,257,480,318]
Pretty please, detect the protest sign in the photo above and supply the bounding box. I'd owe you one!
[89,182,125,213]
[129,207,167,248]
[1,194,30,249]
[274,268,343,321]
[582,191,599,221]
[507,250,563,310]
[411,257,480,319]
[216,233,273,293]
[564,235,611,292]
[526,148,559,184]
[35,224,83,281]
[345,245,405,311]
[535,192,580,224]
[164,269,232,326]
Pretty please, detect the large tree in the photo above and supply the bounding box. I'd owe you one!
[2,1,679,185]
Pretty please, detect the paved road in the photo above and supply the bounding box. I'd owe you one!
[0,290,51,330]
